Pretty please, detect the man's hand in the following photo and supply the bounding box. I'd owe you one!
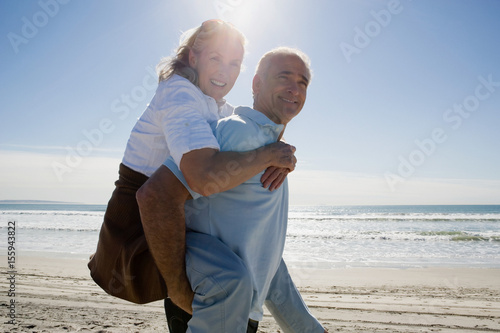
[260,141,295,190]
[261,166,290,191]
[168,278,195,314]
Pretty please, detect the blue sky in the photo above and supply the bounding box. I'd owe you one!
[1,0,499,205]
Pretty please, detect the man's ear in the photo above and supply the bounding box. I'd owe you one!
[188,49,197,68]
[252,74,262,97]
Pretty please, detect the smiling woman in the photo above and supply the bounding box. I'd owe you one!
[157,19,246,95]
[187,23,245,102]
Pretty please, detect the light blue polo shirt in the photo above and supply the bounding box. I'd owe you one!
[164,106,289,321]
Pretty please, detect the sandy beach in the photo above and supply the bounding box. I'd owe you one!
[2,255,500,332]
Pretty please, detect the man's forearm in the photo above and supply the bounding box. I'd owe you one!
[136,166,193,313]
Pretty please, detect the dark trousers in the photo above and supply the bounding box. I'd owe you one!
[165,298,259,333]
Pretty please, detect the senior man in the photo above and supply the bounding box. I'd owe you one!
[138,47,326,333]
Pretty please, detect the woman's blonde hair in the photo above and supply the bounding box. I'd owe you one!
[157,20,247,85]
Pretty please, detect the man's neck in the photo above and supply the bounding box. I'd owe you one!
[252,104,286,141]
[277,126,286,141]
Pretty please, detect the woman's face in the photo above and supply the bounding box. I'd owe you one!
[189,34,244,101]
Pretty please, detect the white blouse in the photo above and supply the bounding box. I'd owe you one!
[122,74,233,177]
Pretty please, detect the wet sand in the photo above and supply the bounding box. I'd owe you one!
[2,256,500,332]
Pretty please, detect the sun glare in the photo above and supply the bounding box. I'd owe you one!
[214,0,280,47]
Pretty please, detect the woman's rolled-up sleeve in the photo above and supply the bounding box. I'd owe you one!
[157,80,221,168]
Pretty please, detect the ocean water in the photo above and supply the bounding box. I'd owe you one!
[1,203,499,269]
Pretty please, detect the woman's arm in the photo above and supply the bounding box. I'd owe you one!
[180,141,296,196]
[158,78,296,195]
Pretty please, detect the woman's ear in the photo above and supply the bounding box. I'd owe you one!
[189,49,197,68]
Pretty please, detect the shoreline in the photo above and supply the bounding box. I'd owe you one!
[1,255,500,332]
[14,250,500,270]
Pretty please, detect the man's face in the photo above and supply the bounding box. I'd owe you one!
[190,34,244,102]
[253,54,310,125]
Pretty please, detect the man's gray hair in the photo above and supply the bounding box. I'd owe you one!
[255,46,312,81]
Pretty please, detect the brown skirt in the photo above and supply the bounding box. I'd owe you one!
[88,163,167,304]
